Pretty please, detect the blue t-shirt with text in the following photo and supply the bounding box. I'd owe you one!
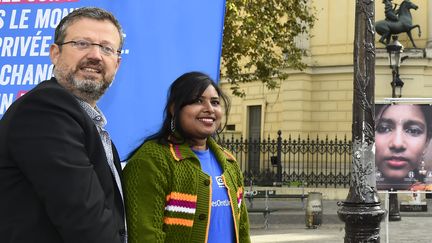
[193,149,235,243]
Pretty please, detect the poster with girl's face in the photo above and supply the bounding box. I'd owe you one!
[375,104,432,190]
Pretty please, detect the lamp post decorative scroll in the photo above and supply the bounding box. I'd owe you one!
[337,0,386,242]
[351,142,375,201]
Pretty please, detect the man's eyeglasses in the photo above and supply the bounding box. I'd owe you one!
[57,40,121,57]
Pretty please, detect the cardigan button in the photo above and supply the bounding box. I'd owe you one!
[198,214,207,220]
[204,179,210,186]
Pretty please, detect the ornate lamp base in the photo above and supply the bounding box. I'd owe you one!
[338,201,386,243]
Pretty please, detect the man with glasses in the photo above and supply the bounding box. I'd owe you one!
[0,7,126,243]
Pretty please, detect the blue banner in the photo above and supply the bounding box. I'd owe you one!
[0,0,226,160]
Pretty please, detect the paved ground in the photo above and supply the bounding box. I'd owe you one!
[248,197,432,243]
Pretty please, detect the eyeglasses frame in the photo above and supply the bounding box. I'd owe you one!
[57,40,121,57]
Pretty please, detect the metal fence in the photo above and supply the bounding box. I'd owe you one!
[218,131,352,188]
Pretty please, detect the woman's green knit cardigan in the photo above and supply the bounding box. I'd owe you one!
[123,137,251,243]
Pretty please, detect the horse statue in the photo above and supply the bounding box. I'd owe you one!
[375,0,421,48]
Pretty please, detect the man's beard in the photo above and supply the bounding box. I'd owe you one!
[54,61,113,103]
[68,73,111,102]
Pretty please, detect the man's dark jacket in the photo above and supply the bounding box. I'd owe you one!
[0,78,125,243]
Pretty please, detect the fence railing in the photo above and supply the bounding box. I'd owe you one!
[218,130,352,188]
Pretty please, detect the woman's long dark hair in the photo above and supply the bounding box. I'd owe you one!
[127,71,230,159]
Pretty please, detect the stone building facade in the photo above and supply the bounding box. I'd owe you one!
[220,0,432,141]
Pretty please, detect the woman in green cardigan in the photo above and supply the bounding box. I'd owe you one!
[123,72,250,243]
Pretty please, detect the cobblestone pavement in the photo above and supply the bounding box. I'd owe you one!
[248,198,432,243]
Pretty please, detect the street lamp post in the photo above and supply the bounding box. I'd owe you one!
[391,74,404,98]
[386,35,405,221]
[386,35,405,98]
[337,1,385,242]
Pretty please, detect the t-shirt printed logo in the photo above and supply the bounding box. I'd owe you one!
[211,199,230,207]
[215,176,225,188]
